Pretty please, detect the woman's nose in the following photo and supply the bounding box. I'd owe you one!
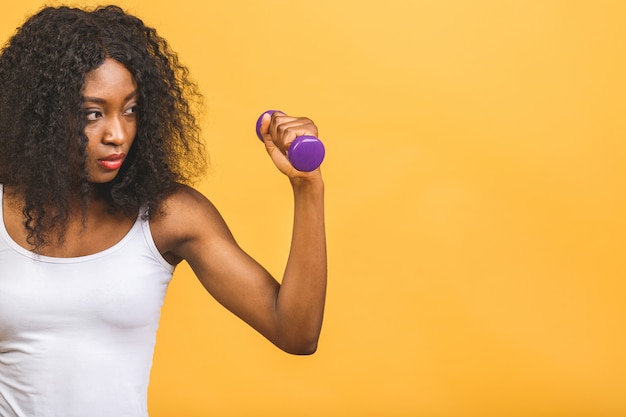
[102,116,128,145]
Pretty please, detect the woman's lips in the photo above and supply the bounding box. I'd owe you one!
[97,153,126,170]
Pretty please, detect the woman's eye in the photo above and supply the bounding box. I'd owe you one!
[124,105,137,116]
[85,110,102,121]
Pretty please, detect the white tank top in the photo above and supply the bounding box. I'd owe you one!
[0,185,175,417]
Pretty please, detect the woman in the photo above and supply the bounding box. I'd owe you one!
[0,5,326,416]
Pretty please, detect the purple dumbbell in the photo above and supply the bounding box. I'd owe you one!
[255,110,325,172]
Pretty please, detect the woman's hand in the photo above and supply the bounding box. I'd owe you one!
[257,111,321,178]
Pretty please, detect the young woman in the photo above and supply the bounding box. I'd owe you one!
[0,5,326,416]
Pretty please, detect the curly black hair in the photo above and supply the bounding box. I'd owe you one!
[0,5,206,250]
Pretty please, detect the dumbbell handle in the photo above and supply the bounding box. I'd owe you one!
[255,110,325,172]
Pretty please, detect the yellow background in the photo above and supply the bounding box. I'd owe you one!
[2,1,625,416]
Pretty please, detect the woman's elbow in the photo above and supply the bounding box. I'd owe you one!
[277,335,320,355]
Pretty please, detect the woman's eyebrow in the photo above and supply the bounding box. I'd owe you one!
[82,89,139,103]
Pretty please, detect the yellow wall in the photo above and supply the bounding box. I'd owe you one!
[3,1,626,416]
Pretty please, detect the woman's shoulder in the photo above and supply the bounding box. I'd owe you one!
[152,183,218,229]
[160,182,209,209]
[159,182,225,220]
[149,183,228,264]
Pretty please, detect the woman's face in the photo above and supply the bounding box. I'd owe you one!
[82,58,138,183]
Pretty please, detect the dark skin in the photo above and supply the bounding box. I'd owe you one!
[2,58,327,354]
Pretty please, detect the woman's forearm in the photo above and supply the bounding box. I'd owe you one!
[274,175,327,354]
